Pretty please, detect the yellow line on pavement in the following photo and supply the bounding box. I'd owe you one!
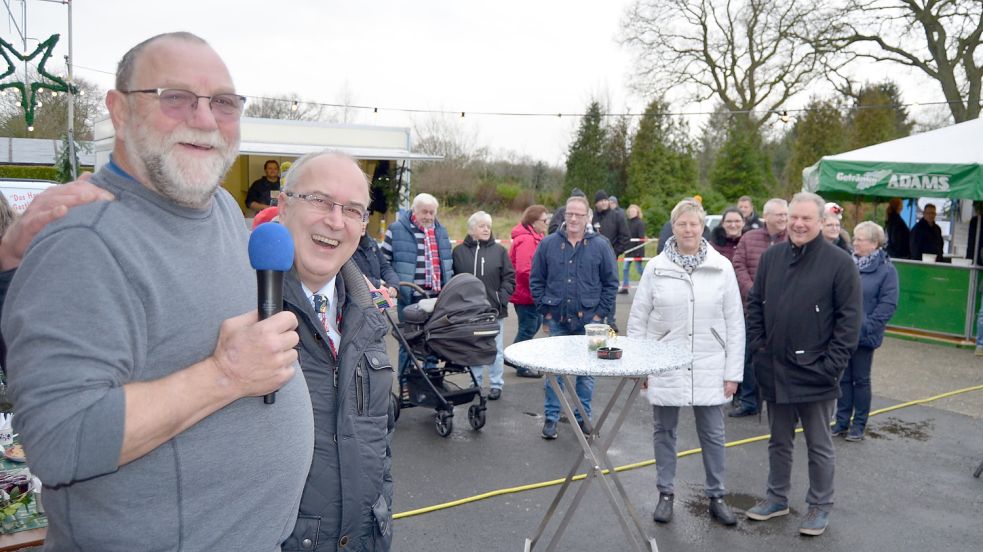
[393,383,983,520]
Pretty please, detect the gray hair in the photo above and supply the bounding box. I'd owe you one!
[854,221,886,247]
[467,211,492,233]
[762,198,788,216]
[116,32,208,90]
[412,193,439,211]
[790,192,825,218]
[281,149,369,197]
[566,195,590,213]
[670,198,706,225]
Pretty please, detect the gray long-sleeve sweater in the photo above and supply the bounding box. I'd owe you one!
[2,163,314,551]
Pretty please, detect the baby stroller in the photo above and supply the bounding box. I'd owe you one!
[385,273,500,437]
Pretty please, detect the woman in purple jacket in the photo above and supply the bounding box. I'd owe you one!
[833,221,899,441]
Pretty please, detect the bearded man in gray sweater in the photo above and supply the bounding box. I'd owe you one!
[1,33,314,551]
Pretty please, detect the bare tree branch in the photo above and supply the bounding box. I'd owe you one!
[620,0,837,128]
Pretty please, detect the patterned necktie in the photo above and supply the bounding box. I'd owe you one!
[312,293,338,359]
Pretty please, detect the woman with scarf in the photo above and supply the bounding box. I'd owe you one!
[627,198,744,526]
[833,221,898,441]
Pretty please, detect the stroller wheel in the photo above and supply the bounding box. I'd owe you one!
[468,404,486,430]
[391,392,401,422]
[435,410,453,437]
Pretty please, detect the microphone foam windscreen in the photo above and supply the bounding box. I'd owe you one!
[248,222,295,271]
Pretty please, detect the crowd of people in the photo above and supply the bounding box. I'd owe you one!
[0,30,931,551]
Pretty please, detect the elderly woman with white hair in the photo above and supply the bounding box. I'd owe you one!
[628,198,744,526]
[832,221,898,441]
[451,211,515,400]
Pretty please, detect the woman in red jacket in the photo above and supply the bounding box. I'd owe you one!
[508,205,549,377]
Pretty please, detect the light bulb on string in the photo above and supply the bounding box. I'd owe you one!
[779,111,790,124]
[460,112,465,118]
[27,125,33,132]
[291,101,298,112]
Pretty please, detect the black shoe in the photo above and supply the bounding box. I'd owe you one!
[488,388,502,401]
[542,420,558,440]
[618,286,629,294]
[831,425,849,437]
[709,497,737,526]
[845,429,865,442]
[577,418,598,438]
[729,407,757,418]
[516,368,543,378]
[652,493,674,523]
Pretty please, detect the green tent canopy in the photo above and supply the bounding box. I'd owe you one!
[803,117,983,200]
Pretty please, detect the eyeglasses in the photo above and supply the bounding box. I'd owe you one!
[283,191,369,222]
[120,88,246,121]
[565,212,588,220]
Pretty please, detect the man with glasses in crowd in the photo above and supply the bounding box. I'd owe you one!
[530,195,619,440]
[2,33,314,549]
[277,151,394,551]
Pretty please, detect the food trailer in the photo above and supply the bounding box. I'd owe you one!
[804,117,983,343]
[92,116,441,237]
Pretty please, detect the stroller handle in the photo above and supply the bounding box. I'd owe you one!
[399,281,432,299]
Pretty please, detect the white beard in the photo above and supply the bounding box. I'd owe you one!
[125,120,239,209]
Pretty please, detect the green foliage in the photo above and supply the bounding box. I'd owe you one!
[604,113,631,200]
[564,101,609,197]
[626,98,698,227]
[55,134,91,183]
[847,82,912,150]
[0,165,60,181]
[784,98,847,197]
[709,116,774,202]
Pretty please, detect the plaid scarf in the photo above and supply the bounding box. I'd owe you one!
[664,236,708,274]
[412,214,442,292]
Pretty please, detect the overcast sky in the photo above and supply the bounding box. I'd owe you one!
[10,0,954,165]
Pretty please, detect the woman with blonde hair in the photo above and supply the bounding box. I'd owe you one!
[620,204,646,293]
[628,198,744,526]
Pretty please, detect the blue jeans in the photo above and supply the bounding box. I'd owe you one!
[836,346,874,432]
[738,334,758,412]
[513,303,542,344]
[622,259,643,287]
[543,318,595,422]
[472,319,505,390]
[977,304,983,347]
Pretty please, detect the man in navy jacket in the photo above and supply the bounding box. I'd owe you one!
[530,195,619,440]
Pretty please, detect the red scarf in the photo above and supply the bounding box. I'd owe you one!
[412,214,442,292]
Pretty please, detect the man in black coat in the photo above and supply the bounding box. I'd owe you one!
[909,203,944,260]
[744,192,861,537]
[592,190,631,257]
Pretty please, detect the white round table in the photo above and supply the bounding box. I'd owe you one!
[506,335,691,552]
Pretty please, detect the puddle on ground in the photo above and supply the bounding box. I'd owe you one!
[681,492,798,517]
[677,490,799,535]
[866,417,934,441]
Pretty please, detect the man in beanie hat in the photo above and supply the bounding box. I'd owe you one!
[593,190,631,258]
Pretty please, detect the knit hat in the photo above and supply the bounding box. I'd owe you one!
[824,202,843,219]
[594,190,609,203]
[570,188,586,198]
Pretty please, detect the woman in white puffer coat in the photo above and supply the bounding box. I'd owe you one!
[628,198,745,527]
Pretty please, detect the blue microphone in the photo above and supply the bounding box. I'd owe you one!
[248,222,295,404]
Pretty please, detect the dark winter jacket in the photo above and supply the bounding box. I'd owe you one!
[509,222,543,306]
[283,263,394,552]
[625,217,646,258]
[856,250,899,350]
[966,215,983,265]
[530,229,619,333]
[885,212,911,260]
[353,235,399,290]
[382,209,453,307]
[732,227,787,303]
[909,218,943,260]
[746,236,861,404]
[743,212,763,233]
[451,234,516,319]
[710,226,741,262]
[829,233,852,255]
[593,207,631,256]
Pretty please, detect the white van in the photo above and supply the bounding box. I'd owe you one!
[0,178,57,214]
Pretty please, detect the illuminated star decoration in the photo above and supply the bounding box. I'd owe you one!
[0,34,77,128]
